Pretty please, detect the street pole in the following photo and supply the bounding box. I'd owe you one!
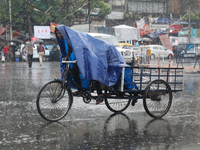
[88,0,90,32]
[188,1,191,43]
[9,0,12,41]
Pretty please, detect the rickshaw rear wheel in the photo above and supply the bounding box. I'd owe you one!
[143,79,172,118]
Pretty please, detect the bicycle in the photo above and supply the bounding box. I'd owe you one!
[37,61,184,122]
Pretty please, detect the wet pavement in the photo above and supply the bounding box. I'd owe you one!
[0,60,200,150]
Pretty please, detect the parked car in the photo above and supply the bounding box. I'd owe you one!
[141,45,174,59]
[87,33,137,65]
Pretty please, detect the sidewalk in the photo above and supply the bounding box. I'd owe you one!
[180,65,200,73]
[171,63,200,73]
[151,58,200,74]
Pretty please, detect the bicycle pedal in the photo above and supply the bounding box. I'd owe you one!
[131,100,137,106]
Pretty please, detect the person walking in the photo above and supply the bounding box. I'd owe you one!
[37,43,45,66]
[3,43,10,62]
[24,41,35,70]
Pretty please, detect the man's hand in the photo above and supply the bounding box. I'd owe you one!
[62,57,68,61]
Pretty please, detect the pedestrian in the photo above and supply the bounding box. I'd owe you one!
[37,43,45,66]
[135,42,140,46]
[24,41,35,70]
[3,43,10,62]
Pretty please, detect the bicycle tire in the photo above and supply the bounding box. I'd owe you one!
[37,80,73,122]
[143,79,172,118]
[105,96,131,113]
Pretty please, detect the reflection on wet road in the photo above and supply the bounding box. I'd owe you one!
[0,61,200,150]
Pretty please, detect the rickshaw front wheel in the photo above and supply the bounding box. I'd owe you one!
[37,80,73,122]
[105,96,131,113]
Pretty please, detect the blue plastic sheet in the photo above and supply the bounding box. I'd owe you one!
[56,25,136,89]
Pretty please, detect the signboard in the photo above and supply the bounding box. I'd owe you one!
[150,24,169,33]
[159,34,172,50]
[182,53,196,58]
[50,22,58,33]
[0,27,6,35]
[169,36,189,46]
[139,24,150,36]
[90,8,100,15]
[13,30,20,37]
[186,44,195,52]
[136,18,145,29]
[147,49,151,56]
[169,24,181,33]
[87,8,100,15]
[34,26,50,39]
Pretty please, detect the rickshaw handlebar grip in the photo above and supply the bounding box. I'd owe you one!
[62,60,77,64]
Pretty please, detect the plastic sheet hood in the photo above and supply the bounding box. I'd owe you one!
[56,25,128,87]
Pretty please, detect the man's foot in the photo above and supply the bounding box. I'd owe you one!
[73,91,83,97]
[96,94,104,105]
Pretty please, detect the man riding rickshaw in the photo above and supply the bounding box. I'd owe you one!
[55,25,136,104]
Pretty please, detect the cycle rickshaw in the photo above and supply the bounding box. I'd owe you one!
[36,61,183,122]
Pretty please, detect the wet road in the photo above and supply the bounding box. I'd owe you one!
[0,60,200,150]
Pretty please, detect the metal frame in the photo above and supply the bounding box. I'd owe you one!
[120,66,184,93]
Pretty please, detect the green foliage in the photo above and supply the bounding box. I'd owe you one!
[88,0,111,18]
[0,0,111,34]
[0,0,63,25]
[0,2,9,23]
[98,1,111,18]
[182,12,199,22]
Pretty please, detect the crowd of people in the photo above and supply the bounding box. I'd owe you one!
[1,40,45,70]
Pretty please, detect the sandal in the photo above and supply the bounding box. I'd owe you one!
[96,94,104,105]
[73,91,83,97]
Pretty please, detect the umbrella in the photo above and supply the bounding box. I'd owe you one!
[25,41,34,46]
[138,37,152,42]
[32,39,44,44]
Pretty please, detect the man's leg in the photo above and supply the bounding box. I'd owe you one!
[39,53,42,65]
[41,54,43,65]
[96,81,104,105]
[71,63,81,87]
[5,54,8,62]
[28,55,33,69]
[70,63,82,94]
[95,81,102,95]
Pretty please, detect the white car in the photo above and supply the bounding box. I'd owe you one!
[142,45,174,59]
[87,33,137,65]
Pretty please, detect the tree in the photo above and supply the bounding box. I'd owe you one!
[182,12,199,23]
[0,0,64,37]
[0,0,111,37]
[82,0,111,19]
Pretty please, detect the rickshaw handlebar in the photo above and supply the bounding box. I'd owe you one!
[62,60,77,64]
